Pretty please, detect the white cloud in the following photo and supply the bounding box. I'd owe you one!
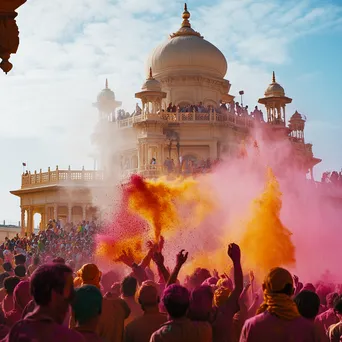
[0,0,341,220]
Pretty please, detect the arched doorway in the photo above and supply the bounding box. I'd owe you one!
[33,213,42,232]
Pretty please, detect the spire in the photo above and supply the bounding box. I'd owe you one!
[105,78,108,89]
[182,3,191,28]
[272,71,276,83]
[149,67,153,79]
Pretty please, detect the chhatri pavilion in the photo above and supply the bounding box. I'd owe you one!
[11,4,321,234]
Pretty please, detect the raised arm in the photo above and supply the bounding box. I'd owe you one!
[166,249,188,287]
[226,243,243,310]
[152,251,170,284]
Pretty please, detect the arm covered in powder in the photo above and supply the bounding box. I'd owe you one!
[226,243,243,312]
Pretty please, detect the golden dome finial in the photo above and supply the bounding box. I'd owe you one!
[105,78,108,89]
[182,3,191,28]
[272,71,276,83]
[149,67,153,78]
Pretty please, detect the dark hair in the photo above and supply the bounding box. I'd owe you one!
[327,292,339,309]
[30,264,73,306]
[294,290,320,319]
[334,295,342,314]
[33,256,40,266]
[14,265,26,278]
[52,257,65,264]
[3,262,13,272]
[72,285,103,325]
[0,273,10,288]
[4,276,20,295]
[14,254,26,266]
[162,284,190,318]
[121,276,137,297]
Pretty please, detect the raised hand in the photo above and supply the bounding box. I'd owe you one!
[249,270,255,283]
[227,243,241,263]
[116,249,135,266]
[293,275,299,286]
[159,236,165,252]
[152,251,165,266]
[176,249,188,267]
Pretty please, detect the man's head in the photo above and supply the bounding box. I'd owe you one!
[334,295,342,320]
[262,267,294,296]
[30,263,74,324]
[4,276,20,295]
[79,264,101,289]
[294,290,320,320]
[327,292,339,309]
[121,276,137,298]
[162,284,190,319]
[189,285,214,321]
[72,285,102,327]
[3,262,13,273]
[138,283,159,311]
[52,257,65,264]
[14,265,26,279]
[14,254,26,266]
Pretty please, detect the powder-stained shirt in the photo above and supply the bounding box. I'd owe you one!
[315,308,339,342]
[3,315,85,342]
[124,312,167,342]
[150,317,212,342]
[239,311,320,342]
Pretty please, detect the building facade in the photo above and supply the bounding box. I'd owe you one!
[11,4,322,235]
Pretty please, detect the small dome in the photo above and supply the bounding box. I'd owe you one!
[264,72,285,97]
[141,68,162,92]
[97,79,115,102]
[146,4,227,79]
[290,111,304,121]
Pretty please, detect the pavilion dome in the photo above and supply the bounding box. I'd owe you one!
[97,79,115,102]
[146,4,227,79]
[264,72,285,97]
[141,68,162,91]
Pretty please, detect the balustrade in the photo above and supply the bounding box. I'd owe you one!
[21,167,104,189]
[117,109,255,129]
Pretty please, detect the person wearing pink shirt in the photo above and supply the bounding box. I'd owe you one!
[240,267,319,342]
[3,263,85,342]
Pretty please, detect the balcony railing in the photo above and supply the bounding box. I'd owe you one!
[117,110,255,129]
[21,167,104,189]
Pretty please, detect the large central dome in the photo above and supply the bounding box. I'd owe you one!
[146,4,227,79]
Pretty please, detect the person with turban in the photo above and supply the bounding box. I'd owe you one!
[70,263,130,342]
[239,267,319,342]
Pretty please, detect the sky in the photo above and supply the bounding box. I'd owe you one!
[0,0,341,223]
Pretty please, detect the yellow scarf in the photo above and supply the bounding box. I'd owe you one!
[258,291,300,320]
[257,267,301,321]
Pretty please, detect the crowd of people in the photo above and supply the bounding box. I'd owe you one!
[0,224,341,341]
[321,171,342,187]
[116,101,264,122]
[162,157,221,175]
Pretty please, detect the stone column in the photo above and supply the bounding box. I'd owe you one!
[44,206,49,228]
[68,205,72,223]
[20,208,25,236]
[27,207,33,235]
